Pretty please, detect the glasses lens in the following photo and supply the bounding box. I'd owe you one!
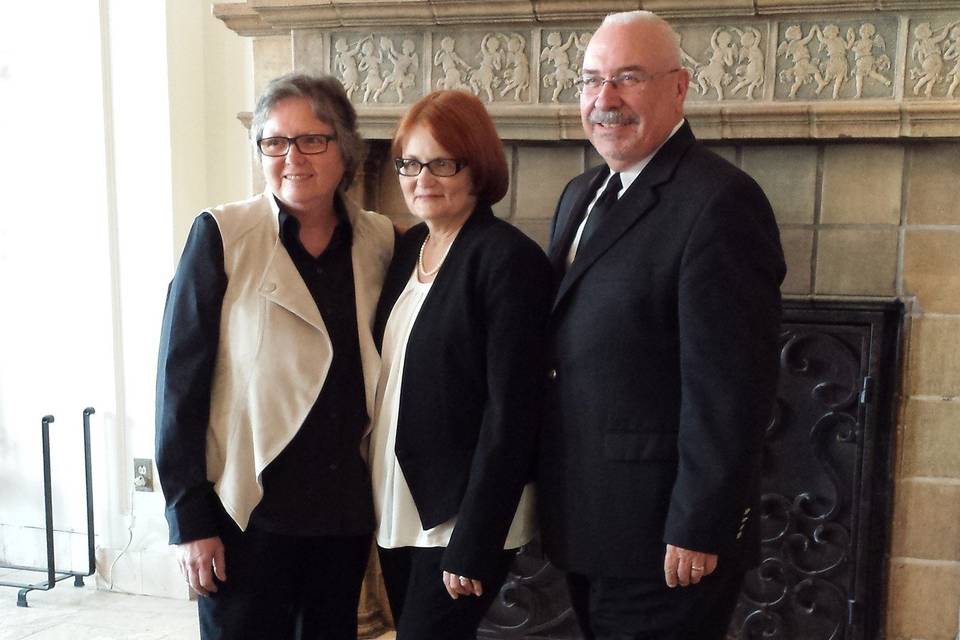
[577,76,601,95]
[395,159,422,176]
[295,135,330,154]
[259,137,289,157]
[427,159,459,177]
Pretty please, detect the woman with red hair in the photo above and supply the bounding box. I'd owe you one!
[369,90,552,639]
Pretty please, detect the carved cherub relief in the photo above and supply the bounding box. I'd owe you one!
[909,20,960,98]
[434,36,471,92]
[469,33,505,102]
[817,24,854,100]
[429,32,534,104]
[334,35,371,100]
[850,23,892,98]
[374,38,419,103]
[500,34,531,101]
[730,26,765,100]
[357,37,388,103]
[946,25,960,97]
[540,31,580,103]
[777,25,830,99]
[673,31,701,91]
[696,28,736,101]
[333,34,423,105]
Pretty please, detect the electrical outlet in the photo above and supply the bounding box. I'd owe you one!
[134,458,154,492]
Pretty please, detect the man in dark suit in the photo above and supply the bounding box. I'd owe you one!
[538,10,786,639]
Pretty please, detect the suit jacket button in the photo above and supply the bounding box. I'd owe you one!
[547,369,558,380]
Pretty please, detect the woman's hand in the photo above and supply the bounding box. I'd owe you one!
[176,536,226,597]
[442,570,483,599]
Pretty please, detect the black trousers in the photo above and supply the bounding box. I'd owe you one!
[378,546,515,640]
[198,518,371,640]
[566,564,745,640]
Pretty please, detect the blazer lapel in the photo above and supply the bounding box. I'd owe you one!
[553,121,696,311]
[374,224,424,349]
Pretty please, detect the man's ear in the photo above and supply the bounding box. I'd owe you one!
[675,69,691,104]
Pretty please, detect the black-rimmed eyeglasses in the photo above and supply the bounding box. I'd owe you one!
[574,68,681,96]
[257,134,337,157]
[394,158,467,177]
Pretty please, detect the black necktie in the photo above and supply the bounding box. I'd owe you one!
[579,172,621,249]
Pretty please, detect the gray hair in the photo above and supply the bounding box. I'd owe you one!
[599,11,682,69]
[250,73,365,192]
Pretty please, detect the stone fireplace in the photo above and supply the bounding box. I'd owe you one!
[216,2,960,638]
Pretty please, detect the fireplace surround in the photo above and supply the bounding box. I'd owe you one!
[214,2,960,637]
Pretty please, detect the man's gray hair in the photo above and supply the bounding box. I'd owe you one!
[599,10,682,69]
[250,73,365,192]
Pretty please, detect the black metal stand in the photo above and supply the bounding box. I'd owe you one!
[0,408,97,607]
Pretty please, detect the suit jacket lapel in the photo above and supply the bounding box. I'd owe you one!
[553,121,696,311]
[547,167,608,272]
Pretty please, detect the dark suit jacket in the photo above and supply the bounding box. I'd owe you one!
[538,121,786,578]
[373,205,553,583]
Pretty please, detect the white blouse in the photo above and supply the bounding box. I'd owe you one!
[370,267,537,549]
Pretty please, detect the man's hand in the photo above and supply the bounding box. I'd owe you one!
[663,544,718,588]
[176,536,226,597]
[442,570,483,600]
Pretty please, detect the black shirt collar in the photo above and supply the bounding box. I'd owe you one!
[275,194,353,254]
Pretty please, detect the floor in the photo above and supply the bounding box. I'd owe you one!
[0,570,395,640]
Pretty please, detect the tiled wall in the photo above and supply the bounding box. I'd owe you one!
[891,140,960,637]
[370,137,960,640]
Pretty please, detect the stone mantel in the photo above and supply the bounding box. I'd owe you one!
[217,0,960,140]
[216,1,960,33]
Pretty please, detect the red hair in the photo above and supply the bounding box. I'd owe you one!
[392,90,509,205]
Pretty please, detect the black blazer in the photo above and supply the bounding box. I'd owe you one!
[538,122,786,578]
[373,206,553,582]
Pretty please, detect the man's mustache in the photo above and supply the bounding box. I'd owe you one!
[588,110,639,126]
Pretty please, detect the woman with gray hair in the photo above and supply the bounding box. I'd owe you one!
[156,73,394,639]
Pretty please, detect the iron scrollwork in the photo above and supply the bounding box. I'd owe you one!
[728,327,865,639]
[478,539,581,639]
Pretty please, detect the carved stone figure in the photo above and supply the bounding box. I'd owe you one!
[731,26,765,100]
[945,25,960,98]
[777,25,830,99]
[434,36,470,91]
[358,37,386,103]
[540,31,579,103]
[674,31,701,91]
[470,33,505,102]
[500,33,531,101]
[696,28,736,101]
[373,37,419,103]
[334,36,371,100]
[850,23,892,99]
[910,21,957,97]
[571,32,593,97]
[573,32,591,73]
[817,24,853,100]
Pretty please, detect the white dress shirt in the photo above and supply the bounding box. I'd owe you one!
[566,119,685,266]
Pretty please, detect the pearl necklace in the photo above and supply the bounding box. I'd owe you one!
[418,233,453,277]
